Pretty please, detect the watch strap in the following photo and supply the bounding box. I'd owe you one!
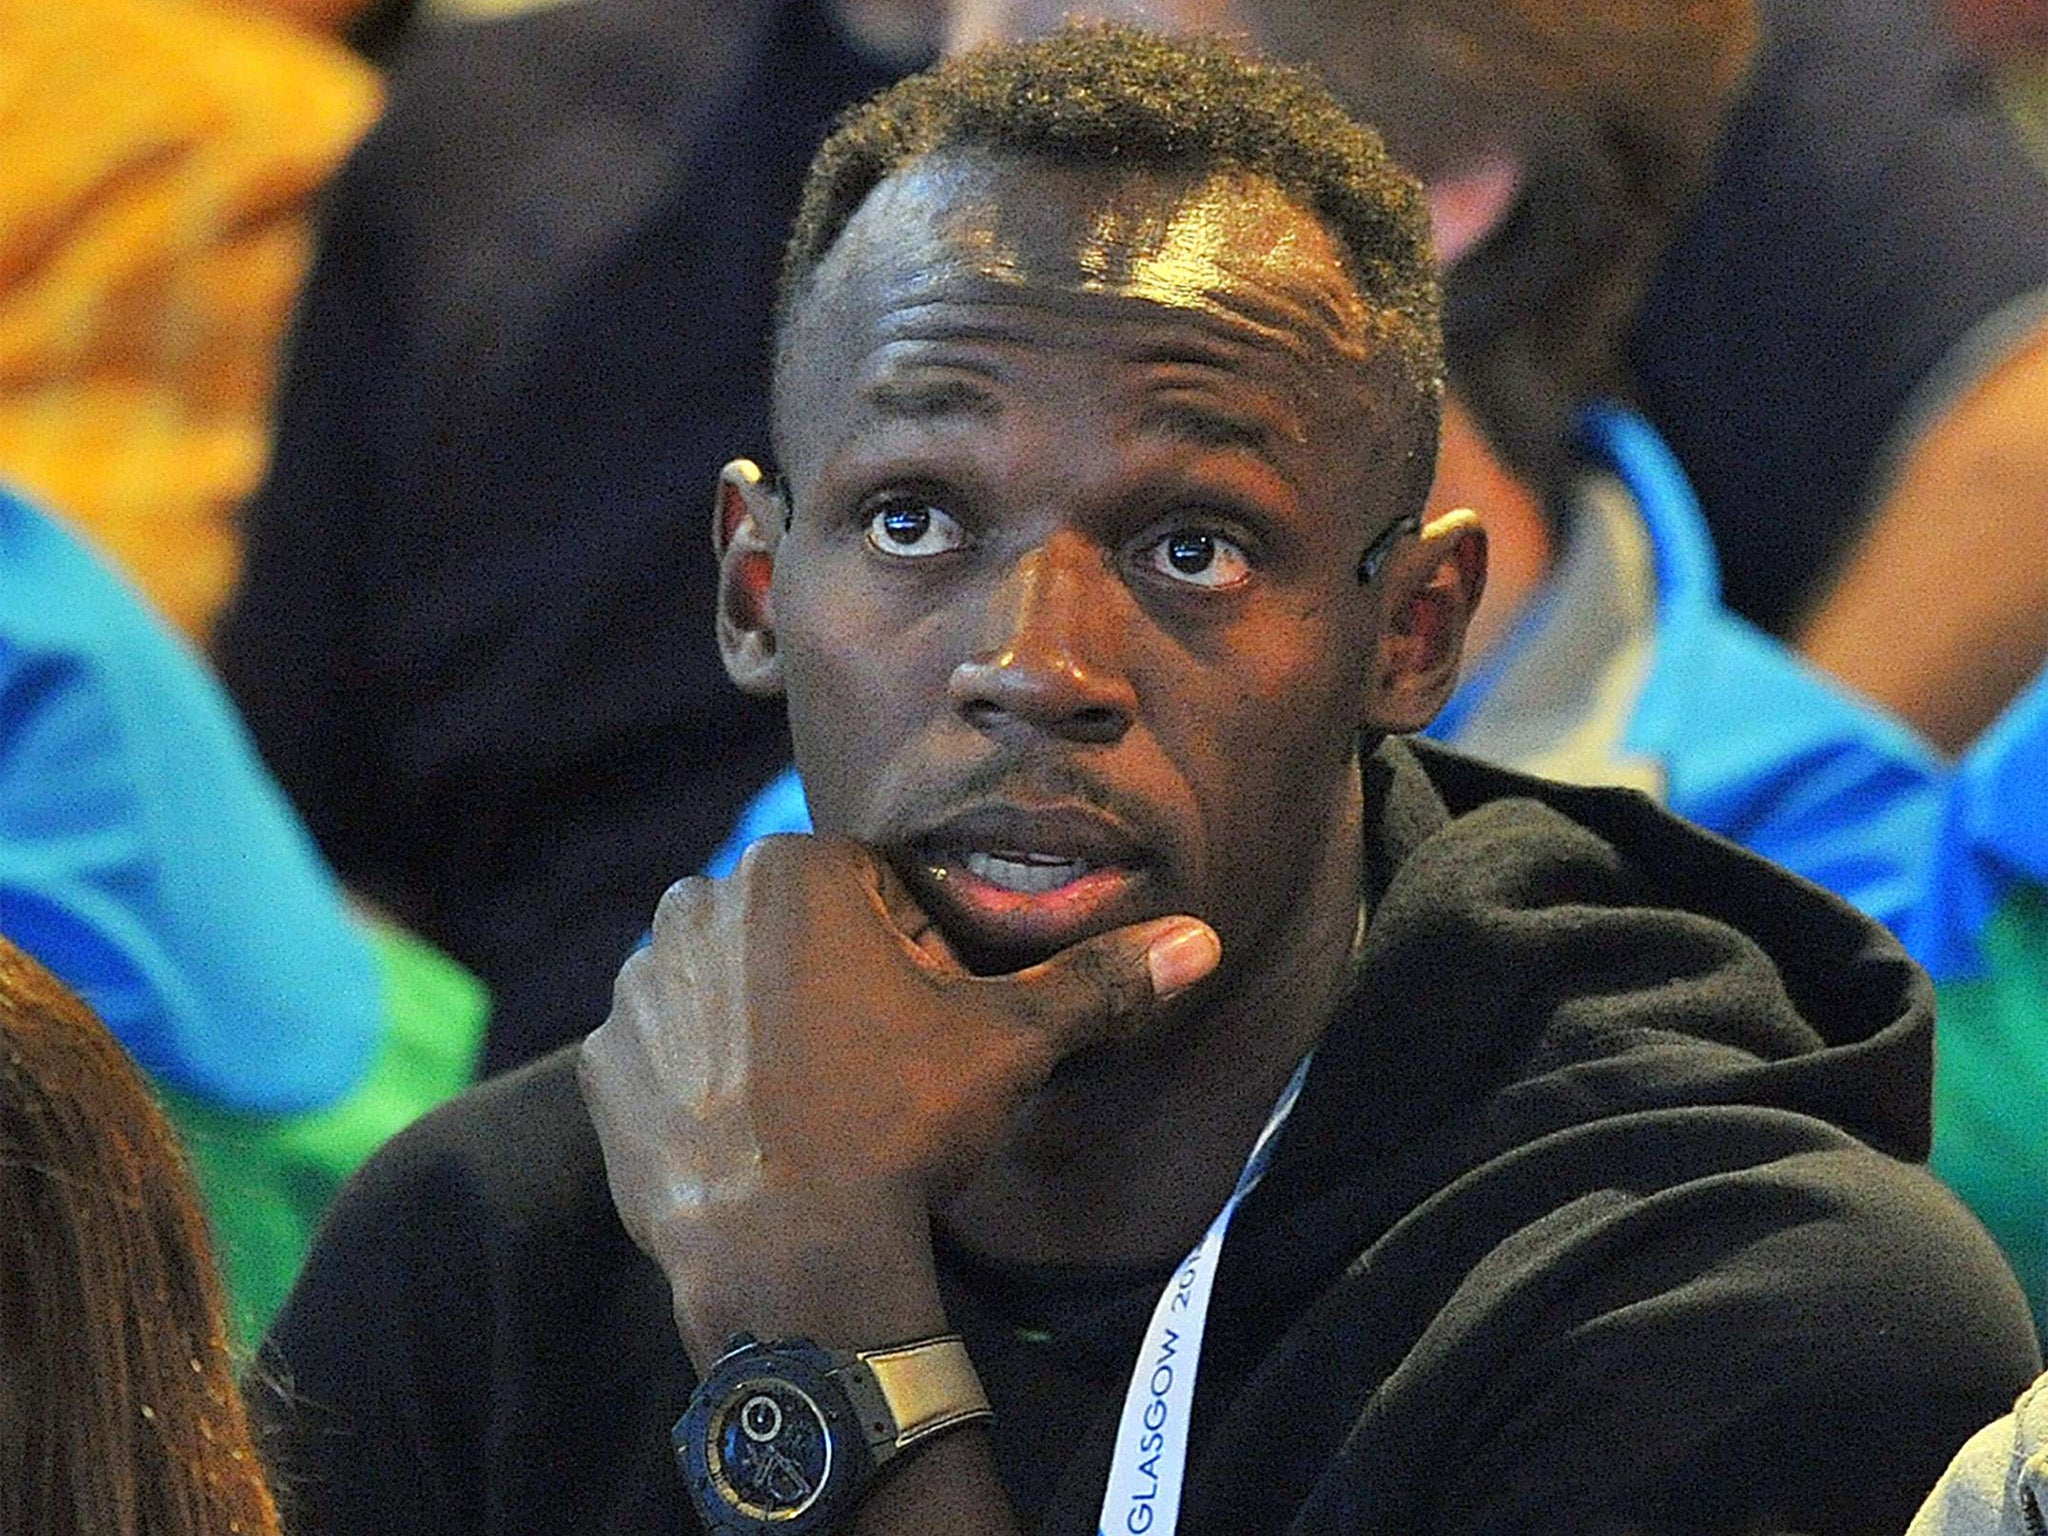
[840,1334,993,1462]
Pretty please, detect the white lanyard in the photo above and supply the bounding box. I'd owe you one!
[1096,1053,1313,1536]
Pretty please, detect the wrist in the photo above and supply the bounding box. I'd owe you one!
[661,1201,948,1369]
[851,1422,1018,1536]
[676,1331,996,1535]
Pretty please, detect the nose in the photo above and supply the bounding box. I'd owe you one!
[949,532,1138,745]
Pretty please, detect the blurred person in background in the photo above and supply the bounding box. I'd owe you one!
[0,0,382,641]
[0,931,282,1536]
[1629,0,2048,751]
[217,0,947,1074]
[1946,0,2048,178]
[0,480,485,1341]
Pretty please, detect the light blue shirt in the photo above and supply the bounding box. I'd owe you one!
[0,487,379,1112]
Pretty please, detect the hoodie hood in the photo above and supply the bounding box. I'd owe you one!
[1326,732,1933,1170]
[1207,736,1934,1324]
[1228,734,1935,1307]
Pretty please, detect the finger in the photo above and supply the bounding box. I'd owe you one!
[741,831,963,971]
[991,915,1220,1058]
[857,846,964,971]
[648,873,714,944]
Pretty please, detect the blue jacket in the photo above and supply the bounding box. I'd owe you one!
[0,486,379,1112]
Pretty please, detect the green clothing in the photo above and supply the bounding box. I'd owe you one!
[170,918,486,1343]
[1934,886,2048,1334]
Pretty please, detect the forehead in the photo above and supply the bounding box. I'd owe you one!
[776,154,1396,444]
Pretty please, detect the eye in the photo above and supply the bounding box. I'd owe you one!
[862,497,968,559]
[1146,527,1252,590]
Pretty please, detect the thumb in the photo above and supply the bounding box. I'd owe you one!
[996,916,1222,1057]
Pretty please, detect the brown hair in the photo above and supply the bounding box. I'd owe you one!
[0,935,280,1536]
[1253,0,1758,494]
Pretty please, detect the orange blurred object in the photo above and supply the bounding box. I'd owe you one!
[0,0,380,640]
[232,0,394,32]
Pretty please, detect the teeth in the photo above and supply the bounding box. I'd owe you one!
[963,850,1090,895]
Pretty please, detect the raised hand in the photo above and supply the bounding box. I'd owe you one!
[577,833,1220,1366]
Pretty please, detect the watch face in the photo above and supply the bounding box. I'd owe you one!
[706,1377,835,1521]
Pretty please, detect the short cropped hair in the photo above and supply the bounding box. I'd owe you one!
[777,24,1443,487]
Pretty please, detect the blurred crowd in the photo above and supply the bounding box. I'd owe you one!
[4,0,2048,1526]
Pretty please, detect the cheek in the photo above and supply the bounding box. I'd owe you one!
[1157,601,1374,753]
[772,548,960,815]
[1173,716,1358,971]
[1148,617,1371,886]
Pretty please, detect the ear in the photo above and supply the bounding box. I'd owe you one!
[712,458,787,697]
[1362,507,1488,734]
[1426,150,1525,269]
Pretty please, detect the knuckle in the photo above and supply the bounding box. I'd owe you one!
[574,1027,606,1094]
[650,875,710,938]
[732,833,796,881]
[607,941,657,1014]
[738,831,859,893]
[576,1027,632,1141]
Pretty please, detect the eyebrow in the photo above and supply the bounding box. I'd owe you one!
[860,375,1000,421]
[1134,400,1286,465]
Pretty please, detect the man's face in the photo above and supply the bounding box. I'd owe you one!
[757,155,1426,983]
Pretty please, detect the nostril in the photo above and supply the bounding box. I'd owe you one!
[961,698,1004,729]
[1070,706,1129,743]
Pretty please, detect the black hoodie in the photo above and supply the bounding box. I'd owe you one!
[253,739,2040,1536]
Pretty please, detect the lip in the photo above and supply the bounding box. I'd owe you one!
[900,801,1158,970]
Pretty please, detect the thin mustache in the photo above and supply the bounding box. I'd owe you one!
[885,755,1167,850]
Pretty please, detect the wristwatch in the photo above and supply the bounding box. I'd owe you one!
[674,1332,993,1533]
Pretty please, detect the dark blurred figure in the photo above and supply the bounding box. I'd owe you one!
[343,0,420,61]
[0,0,381,642]
[232,0,421,60]
[217,0,938,1073]
[1947,0,2048,177]
[1631,0,2048,749]
[0,932,282,1536]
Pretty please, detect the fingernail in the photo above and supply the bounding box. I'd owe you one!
[1147,924,1220,999]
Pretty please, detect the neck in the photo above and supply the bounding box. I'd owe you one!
[938,765,1365,1268]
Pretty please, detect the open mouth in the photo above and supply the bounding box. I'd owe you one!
[902,804,1158,969]
[959,849,1095,895]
